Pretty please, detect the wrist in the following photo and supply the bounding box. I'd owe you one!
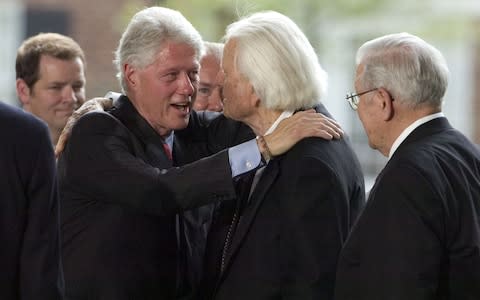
[256,135,273,162]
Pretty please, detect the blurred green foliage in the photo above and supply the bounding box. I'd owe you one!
[153,0,391,41]
[125,0,475,45]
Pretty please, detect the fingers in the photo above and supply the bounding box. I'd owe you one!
[302,112,344,140]
[55,97,112,158]
[55,141,64,158]
[55,126,69,158]
[99,97,114,109]
[276,110,345,143]
[317,115,343,139]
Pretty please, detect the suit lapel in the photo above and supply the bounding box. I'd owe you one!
[110,96,172,168]
[220,159,280,280]
[391,117,452,159]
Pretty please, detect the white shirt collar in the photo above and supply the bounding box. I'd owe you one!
[264,111,294,136]
[164,131,174,149]
[388,112,444,159]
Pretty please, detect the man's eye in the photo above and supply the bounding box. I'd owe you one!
[164,73,177,81]
[73,85,84,92]
[198,87,211,95]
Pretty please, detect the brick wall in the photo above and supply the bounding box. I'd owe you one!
[24,0,154,99]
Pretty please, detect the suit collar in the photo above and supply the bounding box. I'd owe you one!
[391,117,452,160]
[366,117,454,201]
[110,95,173,166]
[111,95,163,145]
[295,103,332,119]
[389,113,445,159]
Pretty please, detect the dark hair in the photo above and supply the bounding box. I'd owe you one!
[16,32,86,88]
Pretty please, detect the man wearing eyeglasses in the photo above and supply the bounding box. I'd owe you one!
[335,32,480,300]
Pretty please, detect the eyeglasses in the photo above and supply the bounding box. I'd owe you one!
[345,88,378,111]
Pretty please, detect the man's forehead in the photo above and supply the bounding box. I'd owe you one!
[37,55,86,81]
[201,54,220,70]
[155,41,200,65]
[221,40,237,68]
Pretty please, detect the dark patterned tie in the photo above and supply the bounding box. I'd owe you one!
[163,142,173,161]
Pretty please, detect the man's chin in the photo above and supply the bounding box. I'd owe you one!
[172,118,190,130]
[223,108,233,119]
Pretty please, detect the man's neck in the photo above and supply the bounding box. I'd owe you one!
[382,105,442,157]
[245,107,283,136]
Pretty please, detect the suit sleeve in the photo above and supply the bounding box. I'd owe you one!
[19,123,64,299]
[60,112,237,216]
[280,155,344,299]
[178,111,254,154]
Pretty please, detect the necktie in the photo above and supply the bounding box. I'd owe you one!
[163,143,173,161]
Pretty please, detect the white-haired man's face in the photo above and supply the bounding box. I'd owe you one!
[221,39,257,123]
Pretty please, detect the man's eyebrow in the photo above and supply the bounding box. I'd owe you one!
[47,81,68,85]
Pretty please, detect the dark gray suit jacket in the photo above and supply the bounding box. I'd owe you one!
[335,117,480,300]
[0,101,64,299]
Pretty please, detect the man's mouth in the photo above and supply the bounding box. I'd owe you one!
[171,103,190,112]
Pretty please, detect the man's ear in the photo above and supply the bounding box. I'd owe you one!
[377,87,395,121]
[249,83,261,107]
[124,64,138,89]
[16,78,31,106]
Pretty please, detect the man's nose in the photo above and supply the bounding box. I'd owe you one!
[62,86,78,105]
[208,87,224,112]
[179,73,195,96]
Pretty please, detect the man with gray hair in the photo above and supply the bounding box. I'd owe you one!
[200,11,365,299]
[193,41,224,112]
[56,6,341,299]
[335,32,480,299]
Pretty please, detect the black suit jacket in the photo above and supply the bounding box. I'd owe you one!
[58,96,246,299]
[0,102,64,299]
[335,117,480,300]
[202,104,365,300]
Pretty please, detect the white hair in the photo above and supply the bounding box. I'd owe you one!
[223,11,327,111]
[356,32,449,109]
[114,7,204,93]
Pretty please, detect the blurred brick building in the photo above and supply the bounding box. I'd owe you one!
[22,0,158,99]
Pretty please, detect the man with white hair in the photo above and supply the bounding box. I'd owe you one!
[56,7,342,299]
[200,11,365,299]
[335,32,480,299]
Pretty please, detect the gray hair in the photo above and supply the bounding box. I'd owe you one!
[356,32,449,109]
[203,41,224,62]
[114,7,204,93]
[223,11,327,111]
